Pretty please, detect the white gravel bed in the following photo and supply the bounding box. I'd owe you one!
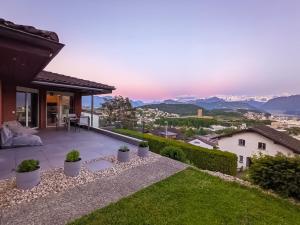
[202,170,251,186]
[0,152,161,209]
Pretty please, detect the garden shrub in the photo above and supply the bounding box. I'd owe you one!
[248,154,300,200]
[17,159,40,173]
[66,150,81,162]
[119,145,130,152]
[114,129,237,175]
[160,146,186,162]
[139,141,149,148]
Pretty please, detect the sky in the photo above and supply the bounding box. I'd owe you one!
[1,0,300,101]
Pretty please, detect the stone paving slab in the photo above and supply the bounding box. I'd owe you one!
[85,159,114,172]
[0,157,188,225]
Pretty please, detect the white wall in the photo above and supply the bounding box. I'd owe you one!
[218,132,295,169]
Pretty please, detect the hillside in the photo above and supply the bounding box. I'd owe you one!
[262,95,300,114]
[140,103,201,116]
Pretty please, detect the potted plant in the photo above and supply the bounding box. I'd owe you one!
[117,145,130,162]
[64,150,81,177]
[16,159,40,190]
[138,141,149,157]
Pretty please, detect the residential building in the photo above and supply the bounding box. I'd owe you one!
[214,125,300,169]
[0,19,114,129]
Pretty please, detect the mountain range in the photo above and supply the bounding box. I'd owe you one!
[82,95,300,115]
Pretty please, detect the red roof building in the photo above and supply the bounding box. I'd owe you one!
[0,19,114,128]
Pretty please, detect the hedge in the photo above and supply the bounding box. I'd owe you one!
[114,129,237,175]
[248,154,300,200]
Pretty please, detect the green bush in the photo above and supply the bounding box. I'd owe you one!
[66,150,81,162]
[160,146,186,162]
[139,141,149,148]
[114,129,237,175]
[248,154,300,200]
[119,145,130,152]
[17,159,40,173]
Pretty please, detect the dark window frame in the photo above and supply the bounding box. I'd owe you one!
[238,139,246,146]
[258,142,266,150]
[239,155,244,163]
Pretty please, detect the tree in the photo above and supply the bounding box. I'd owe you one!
[101,96,137,129]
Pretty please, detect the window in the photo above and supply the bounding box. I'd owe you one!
[239,155,244,163]
[238,139,245,146]
[258,142,266,150]
[16,91,38,128]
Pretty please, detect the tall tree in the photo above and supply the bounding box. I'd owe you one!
[101,96,137,129]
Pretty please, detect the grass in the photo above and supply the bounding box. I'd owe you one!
[69,168,300,225]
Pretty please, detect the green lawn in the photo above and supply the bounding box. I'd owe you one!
[69,168,300,225]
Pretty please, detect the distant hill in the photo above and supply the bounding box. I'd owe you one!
[140,103,202,116]
[191,100,260,111]
[261,95,300,114]
[82,96,112,108]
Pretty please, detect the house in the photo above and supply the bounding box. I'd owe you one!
[214,125,300,169]
[188,136,217,149]
[0,19,115,128]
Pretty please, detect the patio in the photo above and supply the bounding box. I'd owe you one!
[0,128,136,180]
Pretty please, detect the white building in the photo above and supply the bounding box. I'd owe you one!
[215,125,300,170]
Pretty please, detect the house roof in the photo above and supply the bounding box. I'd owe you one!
[215,125,300,154]
[196,136,217,147]
[0,18,59,42]
[33,71,115,94]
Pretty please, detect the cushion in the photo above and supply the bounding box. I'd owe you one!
[12,135,43,146]
[1,126,13,147]
[4,121,38,136]
[9,126,38,136]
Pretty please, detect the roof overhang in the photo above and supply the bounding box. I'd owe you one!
[31,80,114,95]
[0,25,64,83]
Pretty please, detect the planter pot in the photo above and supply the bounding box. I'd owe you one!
[16,168,41,190]
[117,150,130,162]
[138,146,149,157]
[64,159,81,177]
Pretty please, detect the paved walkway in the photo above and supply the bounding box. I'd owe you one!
[0,157,188,225]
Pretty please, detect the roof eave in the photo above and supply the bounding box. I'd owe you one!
[32,80,115,95]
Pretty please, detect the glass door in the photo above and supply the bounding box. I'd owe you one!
[16,92,26,126]
[46,92,74,127]
[16,91,39,128]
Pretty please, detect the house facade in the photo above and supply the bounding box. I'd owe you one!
[0,19,114,129]
[215,125,300,169]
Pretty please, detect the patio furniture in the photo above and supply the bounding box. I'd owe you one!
[4,121,38,136]
[56,114,68,131]
[0,123,43,148]
[76,116,90,132]
[65,114,78,132]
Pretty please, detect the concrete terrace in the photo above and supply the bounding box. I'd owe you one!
[0,128,136,180]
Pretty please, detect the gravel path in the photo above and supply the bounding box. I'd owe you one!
[0,157,187,225]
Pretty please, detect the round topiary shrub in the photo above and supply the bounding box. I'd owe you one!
[160,146,186,162]
[65,150,81,162]
[17,159,40,173]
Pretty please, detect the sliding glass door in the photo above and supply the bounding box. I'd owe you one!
[16,91,38,128]
[46,92,74,127]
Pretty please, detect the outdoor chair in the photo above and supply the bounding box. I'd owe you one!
[76,116,90,132]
